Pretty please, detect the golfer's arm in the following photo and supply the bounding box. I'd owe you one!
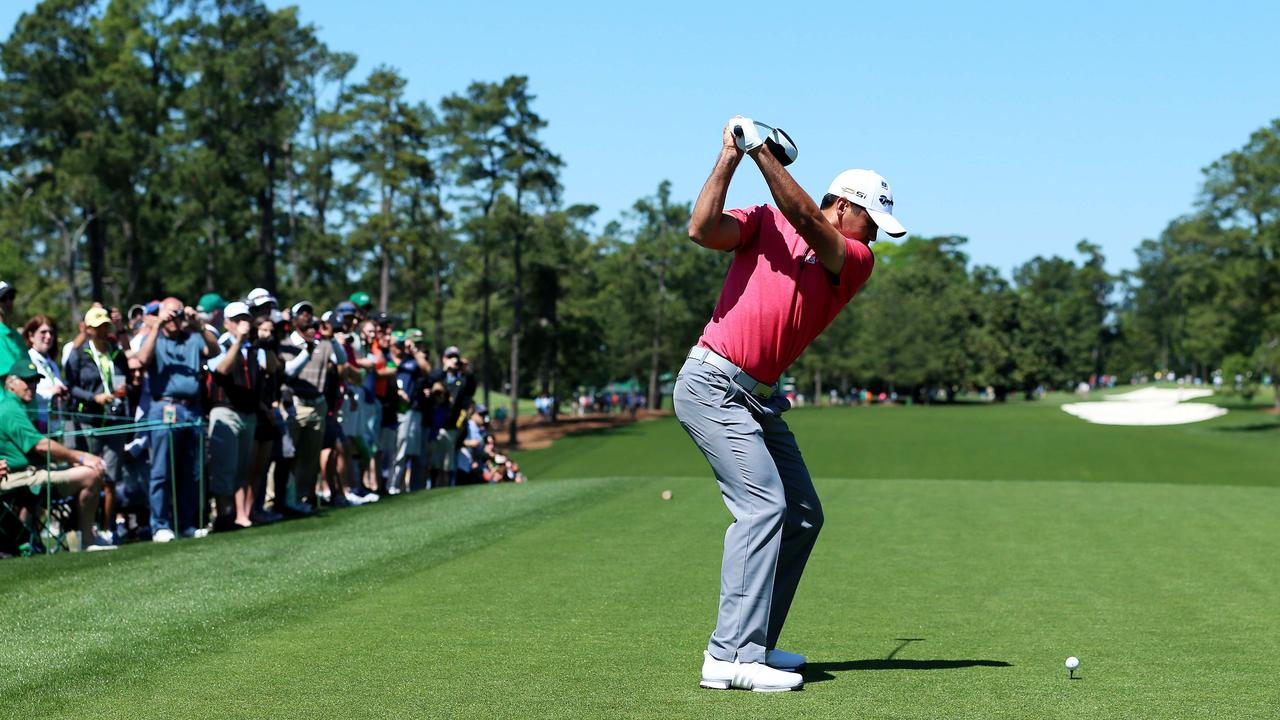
[688,149,743,251]
[751,149,846,274]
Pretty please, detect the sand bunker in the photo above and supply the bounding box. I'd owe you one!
[1061,387,1227,426]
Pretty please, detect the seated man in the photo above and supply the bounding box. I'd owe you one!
[0,358,114,551]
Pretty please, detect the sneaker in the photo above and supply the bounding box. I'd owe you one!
[766,648,807,671]
[344,491,372,506]
[699,651,803,692]
[95,529,117,546]
[250,509,283,524]
[83,537,119,552]
[329,492,351,508]
[386,486,402,496]
[153,528,176,543]
[278,502,314,518]
[181,527,210,539]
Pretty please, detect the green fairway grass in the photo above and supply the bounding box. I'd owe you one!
[2,400,1277,719]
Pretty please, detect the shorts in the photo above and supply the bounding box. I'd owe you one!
[1,465,83,494]
[323,414,345,450]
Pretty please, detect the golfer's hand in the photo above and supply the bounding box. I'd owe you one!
[726,116,765,154]
[722,118,744,157]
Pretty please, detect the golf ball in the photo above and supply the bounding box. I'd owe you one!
[661,490,673,500]
[1065,656,1079,670]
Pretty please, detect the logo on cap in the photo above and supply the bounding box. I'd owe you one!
[878,195,893,211]
[880,180,889,189]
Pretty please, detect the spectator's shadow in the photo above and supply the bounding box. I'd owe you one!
[803,638,1011,684]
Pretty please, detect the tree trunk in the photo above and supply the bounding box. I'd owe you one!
[431,245,445,358]
[378,186,392,312]
[204,220,218,292]
[87,209,106,304]
[648,264,665,410]
[408,244,419,327]
[814,366,822,407]
[123,218,141,301]
[509,221,523,447]
[379,248,391,314]
[259,148,278,292]
[482,246,491,411]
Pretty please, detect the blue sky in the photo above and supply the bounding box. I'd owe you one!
[3,1,1277,274]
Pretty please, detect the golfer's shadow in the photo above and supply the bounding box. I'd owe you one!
[803,638,1012,684]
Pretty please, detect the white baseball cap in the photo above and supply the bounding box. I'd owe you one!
[826,169,906,238]
[246,287,277,308]
[224,301,251,320]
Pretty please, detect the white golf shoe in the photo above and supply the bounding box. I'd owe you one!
[699,651,804,692]
[765,648,807,671]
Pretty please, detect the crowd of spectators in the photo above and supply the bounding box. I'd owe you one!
[0,279,523,557]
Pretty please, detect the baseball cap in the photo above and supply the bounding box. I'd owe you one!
[1,358,40,380]
[826,169,906,238]
[336,300,357,314]
[84,306,112,328]
[373,311,392,326]
[247,287,277,308]
[349,291,372,308]
[443,345,460,358]
[291,301,314,316]
[224,301,251,320]
[320,310,335,324]
[0,280,13,300]
[196,292,227,314]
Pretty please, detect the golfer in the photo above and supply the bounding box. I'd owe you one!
[677,117,905,692]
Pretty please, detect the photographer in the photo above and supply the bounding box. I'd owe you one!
[134,297,220,542]
[63,306,131,543]
[207,302,260,531]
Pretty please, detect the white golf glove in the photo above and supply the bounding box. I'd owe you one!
[729,115,766,152]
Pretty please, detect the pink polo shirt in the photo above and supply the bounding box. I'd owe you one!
[697,204,875,385]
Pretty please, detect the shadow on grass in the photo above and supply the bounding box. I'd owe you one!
[804,659,1012,683]
[803,638,1011,684]
[1210,421,1280,433]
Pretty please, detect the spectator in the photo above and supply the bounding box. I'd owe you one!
[0,281,23,371]
[247,314,285,524]
[349,291,373,325]
[366,318,398,493]
[426,346,475,488]
[278,301,346,512]
[388,334,428,494]
[207,302,261,531]
[195,292,226,329]
[455,404,487,485]
[134,297,220,542]
[332,311,377,505]
[316,311,354,506]
[0,357,115,551]
[63,306,131,543]
[24,315,71,433]
[246,288,277,320]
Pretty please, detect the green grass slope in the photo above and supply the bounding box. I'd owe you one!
[1,400,1277,719]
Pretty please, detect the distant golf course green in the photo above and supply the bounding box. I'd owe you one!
[3,392,1277,719]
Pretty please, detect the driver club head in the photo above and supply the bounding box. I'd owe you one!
[734,120,798,166]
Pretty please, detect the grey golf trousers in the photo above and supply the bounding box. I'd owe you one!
[674,354,824,664]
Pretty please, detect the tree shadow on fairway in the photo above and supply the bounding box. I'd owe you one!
[803,638,1011,684]
[1210,421,1280,433]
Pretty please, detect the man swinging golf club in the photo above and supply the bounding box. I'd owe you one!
[678,116,906,692]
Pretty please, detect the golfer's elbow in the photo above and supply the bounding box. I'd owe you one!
[688,223,722,250]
